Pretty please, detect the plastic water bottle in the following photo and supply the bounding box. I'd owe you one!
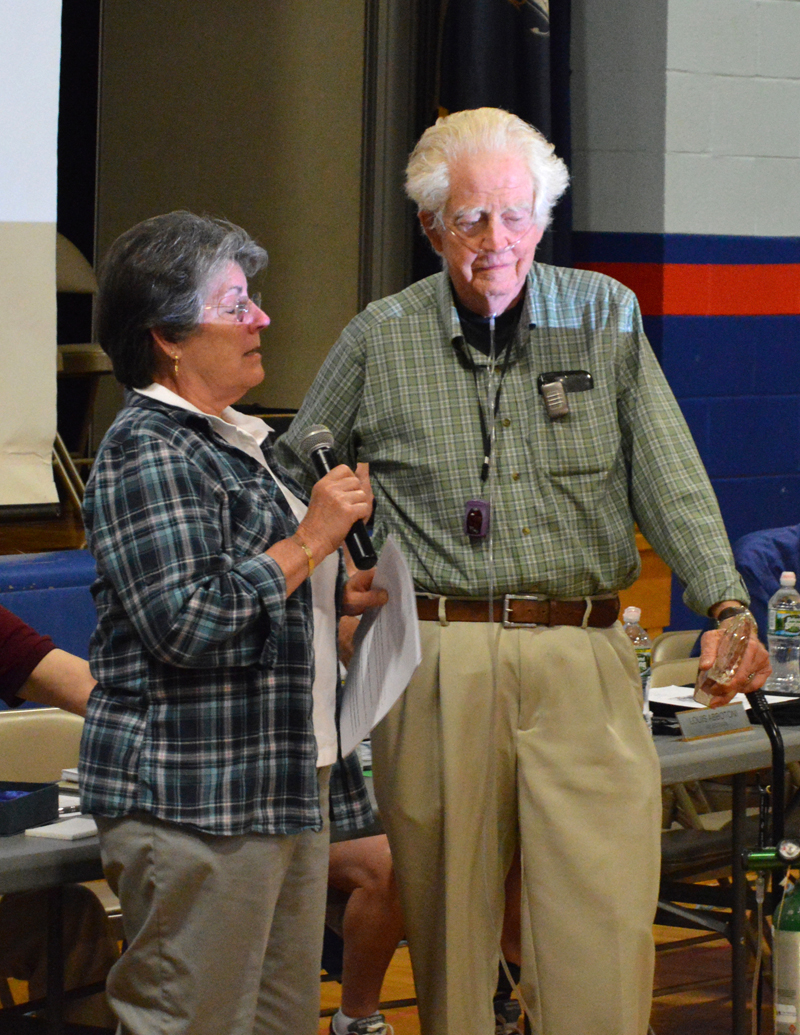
[693,609,757,705]
[766,572,800,695]
[774,878,800,1033]
[623,606,652,724]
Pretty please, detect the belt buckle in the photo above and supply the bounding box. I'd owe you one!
[502,593,548,629]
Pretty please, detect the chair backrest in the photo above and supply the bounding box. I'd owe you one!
[651,629,701,666]
[0,708,84,782]
[56,233,97,294]
[649,657,699,689]
[733,524,800,642]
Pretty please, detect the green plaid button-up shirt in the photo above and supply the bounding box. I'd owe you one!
[277,265,747,615]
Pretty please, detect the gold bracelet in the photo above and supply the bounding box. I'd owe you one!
[293,534,315,577]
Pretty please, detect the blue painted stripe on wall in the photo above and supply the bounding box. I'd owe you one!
[573,232,800,265]
[713,476,800,543]
[642,315,663,362]
[679,396,800,478]
[572,233,666,263]
[660,315,800,397]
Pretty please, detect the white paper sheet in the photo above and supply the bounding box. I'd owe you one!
[339,536,422,757]
[649,683,791,710]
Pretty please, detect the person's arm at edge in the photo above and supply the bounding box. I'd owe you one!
[1,603,92,716]
[18,648,95,717]
[612,292,767,702]
[620,301,749,618]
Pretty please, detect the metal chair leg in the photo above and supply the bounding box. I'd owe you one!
[53,432,84,513]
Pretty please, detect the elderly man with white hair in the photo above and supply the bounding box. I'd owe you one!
[276,107,768,1035]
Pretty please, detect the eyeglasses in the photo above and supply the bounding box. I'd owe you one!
[203,292,262,323]
[440,210,538,255]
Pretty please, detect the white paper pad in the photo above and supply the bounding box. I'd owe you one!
[649,683,790,710]
[25,816,97,840]
[339,536,422,757]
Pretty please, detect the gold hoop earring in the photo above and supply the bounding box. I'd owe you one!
[172,354,180,378]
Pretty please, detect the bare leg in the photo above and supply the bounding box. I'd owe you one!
[496,849,524,1034]
[500,847,521,966]
[328,835,404,1018]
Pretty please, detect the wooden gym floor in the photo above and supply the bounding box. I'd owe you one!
[318,926,775,1035]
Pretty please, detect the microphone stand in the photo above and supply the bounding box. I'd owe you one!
[748,688,785,850]
[741,688,785,1035]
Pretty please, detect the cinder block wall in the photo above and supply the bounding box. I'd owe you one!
[572,0,800,627]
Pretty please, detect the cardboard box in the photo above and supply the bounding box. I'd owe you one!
[0,781,59,835]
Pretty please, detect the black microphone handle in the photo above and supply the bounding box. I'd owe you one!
[307,445,377,571]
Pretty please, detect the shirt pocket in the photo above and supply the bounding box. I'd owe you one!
[524,383,621,477]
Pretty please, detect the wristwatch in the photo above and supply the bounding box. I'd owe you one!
[714,605,752,627]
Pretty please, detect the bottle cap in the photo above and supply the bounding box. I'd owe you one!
[623,606,641,623]
[780,571,797,586]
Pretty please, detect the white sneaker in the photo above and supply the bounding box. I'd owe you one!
[494,998,522,1035]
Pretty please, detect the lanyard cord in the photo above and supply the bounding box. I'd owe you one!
[458,335,515,484]
[481,316,535,1033]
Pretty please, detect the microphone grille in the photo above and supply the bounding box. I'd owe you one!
[299,424,335,458]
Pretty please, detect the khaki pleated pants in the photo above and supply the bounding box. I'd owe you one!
[372,619,661,1035]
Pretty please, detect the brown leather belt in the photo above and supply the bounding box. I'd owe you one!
[415,594,620,629]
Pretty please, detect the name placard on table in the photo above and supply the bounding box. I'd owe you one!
[676,702,753,741]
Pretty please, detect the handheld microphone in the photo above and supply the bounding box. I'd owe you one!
[298,425,377,570]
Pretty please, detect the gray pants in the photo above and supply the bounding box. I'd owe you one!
[96,769,330,1035]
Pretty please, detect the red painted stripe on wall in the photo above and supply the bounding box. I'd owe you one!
[575,262,800,317]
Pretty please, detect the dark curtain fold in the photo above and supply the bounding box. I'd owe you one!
[413,0,572,279]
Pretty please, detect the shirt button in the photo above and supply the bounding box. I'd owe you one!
[522,527,531,536]
[511,472,520,481]
[502,418,511,427]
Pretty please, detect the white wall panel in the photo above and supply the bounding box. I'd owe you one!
[710,77,800,158]
[667,0,758,76]
[0,1,60,222]
[0,2,60,509]
[757,1,800,79]
[752,156,800,235]
[665,72,713,154]
[665,0,800,235]
[664,152,758,234]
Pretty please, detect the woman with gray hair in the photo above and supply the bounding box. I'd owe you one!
[79,211,385,1035]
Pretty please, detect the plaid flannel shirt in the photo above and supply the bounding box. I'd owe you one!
[79,393,372,836]
[276,265,747,614]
